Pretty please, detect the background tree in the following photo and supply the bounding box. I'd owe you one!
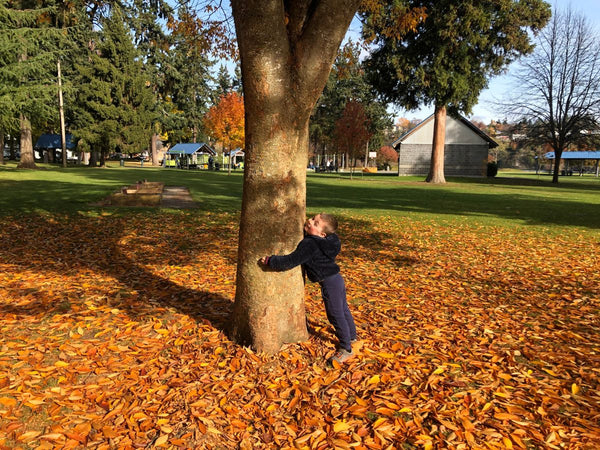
[310,41,391,169]
[376,145,397,169]
[203,91,244,173]
[363,0,551,183]
[505,6,600,183]
[166,4,214,144]
[129,0,174,166]
[72,4,154,165]
[333,100,372,177]
[0,0,80,168]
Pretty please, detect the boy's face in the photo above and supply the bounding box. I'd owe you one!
[304,214,326,237]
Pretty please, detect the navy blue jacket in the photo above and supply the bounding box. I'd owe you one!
[267,234,341,282]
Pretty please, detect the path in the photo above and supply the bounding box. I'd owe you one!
[160,186,198,209]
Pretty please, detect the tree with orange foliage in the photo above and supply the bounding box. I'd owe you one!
[204,91,245,153]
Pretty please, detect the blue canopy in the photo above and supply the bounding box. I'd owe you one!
[229,148,245,157]
[35,134,75,149]
[166,143,216,156]
[544,151,600,159]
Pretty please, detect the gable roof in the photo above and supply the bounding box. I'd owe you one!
[391,114,498,149]
[34,134,76,149]
[544,151,600,159]
[166,143,216,156]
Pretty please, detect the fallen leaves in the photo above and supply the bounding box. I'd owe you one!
[0,212,599,448]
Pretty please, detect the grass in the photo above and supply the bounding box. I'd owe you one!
[1,161,599,230]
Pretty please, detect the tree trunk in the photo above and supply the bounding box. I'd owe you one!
[9,135,16,160]
[426,104,446,183]
[151,133,159,166]
[0,131,4,165]
[17,114,37,169]
[551,148,563,183]
[230,0,359,354]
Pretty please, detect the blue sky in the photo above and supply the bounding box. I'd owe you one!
[390,1,600,123]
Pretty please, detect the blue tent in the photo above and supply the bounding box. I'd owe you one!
[544,151,600,159]
[166,143,216,156]
[35,134,76,149]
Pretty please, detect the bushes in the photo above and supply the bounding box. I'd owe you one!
[487,161,498,177]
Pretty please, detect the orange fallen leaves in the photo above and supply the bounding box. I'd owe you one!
[0,213,599,448]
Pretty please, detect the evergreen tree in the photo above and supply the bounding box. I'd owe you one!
[129,0,173,165]
[0,0,80,168]
[167,6,213,144]
[363,0,551,183]
[72,4,154,166]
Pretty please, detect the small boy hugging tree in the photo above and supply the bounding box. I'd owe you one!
[260,213,357,365]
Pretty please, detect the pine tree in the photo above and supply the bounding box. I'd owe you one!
[363,0,551,183]
[166,7,213,144]
[72,4,154,166]
[0,0,79,168]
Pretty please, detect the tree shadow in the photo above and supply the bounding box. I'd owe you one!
[307,177,600,229]
[0,214,235,333]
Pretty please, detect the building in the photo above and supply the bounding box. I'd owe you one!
[391,114,498,176]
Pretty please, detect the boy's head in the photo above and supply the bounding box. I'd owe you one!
[304,213,338,237]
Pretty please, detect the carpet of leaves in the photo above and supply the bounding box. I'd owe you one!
[0,212,599,449]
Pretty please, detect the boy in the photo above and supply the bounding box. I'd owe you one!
[260,213,357,365]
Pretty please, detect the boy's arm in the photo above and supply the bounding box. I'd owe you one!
[261,239,315,271]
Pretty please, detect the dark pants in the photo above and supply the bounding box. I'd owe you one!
[320,273,356,352]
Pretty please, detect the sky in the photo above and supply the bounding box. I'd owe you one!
[349,0,600,124]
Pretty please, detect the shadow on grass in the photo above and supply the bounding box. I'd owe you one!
[307,177,600,230]
[1,165,599,228]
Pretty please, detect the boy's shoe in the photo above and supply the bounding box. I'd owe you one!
[328,348,354,366]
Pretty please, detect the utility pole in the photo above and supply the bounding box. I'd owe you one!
[57,59,67,168]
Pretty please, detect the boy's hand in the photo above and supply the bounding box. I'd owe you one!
[259,256,269,265]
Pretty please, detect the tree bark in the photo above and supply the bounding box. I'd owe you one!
[9,135,16,160]
[151,133,159,166]
[230,0,359,354]
[17,114,37,169]
[551,148,563,183]
[426,104,446,183]
[0,131,4,165]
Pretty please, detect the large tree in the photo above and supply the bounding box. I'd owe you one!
[311,41,391,169]
[72,4,154,165]
[166,4,214,145]
[204,92,244,150]
[0,0,79,168]
[506,6,600,183]
[229,1,361,353]
[333,100,372,175]
[363,0,551,183]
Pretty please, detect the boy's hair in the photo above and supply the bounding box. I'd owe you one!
[319,213,338,235]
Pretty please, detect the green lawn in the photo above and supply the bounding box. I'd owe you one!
[1,162,598,230]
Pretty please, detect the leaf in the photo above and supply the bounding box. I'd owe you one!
[333,421,351,433]
[154,435,169,446]
[0,397,17,407]
[571,383,580,395]
[367,375,380,385]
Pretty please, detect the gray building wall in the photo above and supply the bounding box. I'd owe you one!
[397,143,488,176]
